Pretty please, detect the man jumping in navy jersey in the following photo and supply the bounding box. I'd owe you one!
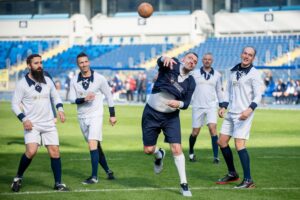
[141,52,198,197]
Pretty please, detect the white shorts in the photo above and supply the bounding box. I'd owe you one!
[79,116,103,142]
[24,121,59,146]
[220,112,254,140]
[192,107,217,128]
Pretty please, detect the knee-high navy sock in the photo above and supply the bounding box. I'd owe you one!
[98,142,109,173]
[17,154,32,177]
[189,134,197,154]
[220,146,236,173]
[90,149,99,178]
[211,135,219,158]
[50,157,61,184]
[238,148,251,180]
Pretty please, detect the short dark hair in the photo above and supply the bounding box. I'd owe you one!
[77,52,89,60]
[242,46,256,56]
[203,52,213,57]
[26,54,41,65]
[185,52,198,58]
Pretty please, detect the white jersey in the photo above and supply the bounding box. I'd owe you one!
[224,64,263,113]
[69,70,114,118]
[12,74,63,123]
[191,67,224,108]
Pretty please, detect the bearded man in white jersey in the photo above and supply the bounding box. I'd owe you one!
[69,53,117,184]
[11,54,68,192]
[189,53,224,164]
[216,47,263,189]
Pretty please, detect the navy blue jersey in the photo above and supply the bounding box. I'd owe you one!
[152,57,196,109]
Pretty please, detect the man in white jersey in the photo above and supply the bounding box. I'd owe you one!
[216,47,263,189]
[11,54,68,192]
[189,53,223,164]
[69,53,117,184]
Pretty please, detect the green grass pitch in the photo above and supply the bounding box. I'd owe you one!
[0,102,300,199]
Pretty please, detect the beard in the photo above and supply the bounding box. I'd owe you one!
[31,68,46,84]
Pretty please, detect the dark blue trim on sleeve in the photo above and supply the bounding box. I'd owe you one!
[56,103,63,109]
[219,103,223,108]
[221,102,229,109]
[249,102,258,111]
[109,107,115,117]
[75,98,85,104]
[17,113,25,122]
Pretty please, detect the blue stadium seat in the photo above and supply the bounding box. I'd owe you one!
[0,40,58,69]
[184,35,300,70]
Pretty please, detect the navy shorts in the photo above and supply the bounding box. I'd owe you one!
[142,104,181,146]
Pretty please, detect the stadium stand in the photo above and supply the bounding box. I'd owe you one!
[43,45,119,76]
[0,40,59,69]
[239,5,300,12]
[90,44,173,68]
[185,35,300,69]
[41,44,173,77]
[32,14,70,19]
[0,14,32,20]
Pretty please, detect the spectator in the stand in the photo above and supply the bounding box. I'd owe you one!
[65,72,74,101]
[137,72,147,103]
[125,75,136,102]
[112,72,124,101]
[272,79,286,104]
[284,79,297,104]
[263,71,273,88]
[55,80,61,91]
[261,71,274,105]
[296,80,300,104]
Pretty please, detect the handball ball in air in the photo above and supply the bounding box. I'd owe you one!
[138,2,154,18]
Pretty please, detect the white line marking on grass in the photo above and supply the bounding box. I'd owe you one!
[257,156,300,159]
[2,187,300,195]
[69,158,123,161]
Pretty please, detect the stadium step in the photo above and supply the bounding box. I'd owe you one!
[266,47,300,66]
[9,43,70,75]
[139,39,203,69]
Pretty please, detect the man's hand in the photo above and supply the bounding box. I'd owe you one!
[167,100,180,109]
[109,117,117,126]
[239,108,253,120]
[58,111,66,123]
[23,120,33,131]
[163,57,177,70]
[218,107,226,118]
[85,92,95,102]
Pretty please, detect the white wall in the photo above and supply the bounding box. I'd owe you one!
[0,11,213,45]
[0,14,92,44]
[91,10,213,44]
[215,11,300,36]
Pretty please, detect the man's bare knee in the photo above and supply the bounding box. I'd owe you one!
[47,146,60,158]
[25,149,37,159]
[144,146,155,154]
[217,135,230,148]
[170,144,182,156]
[192,128,200,137]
